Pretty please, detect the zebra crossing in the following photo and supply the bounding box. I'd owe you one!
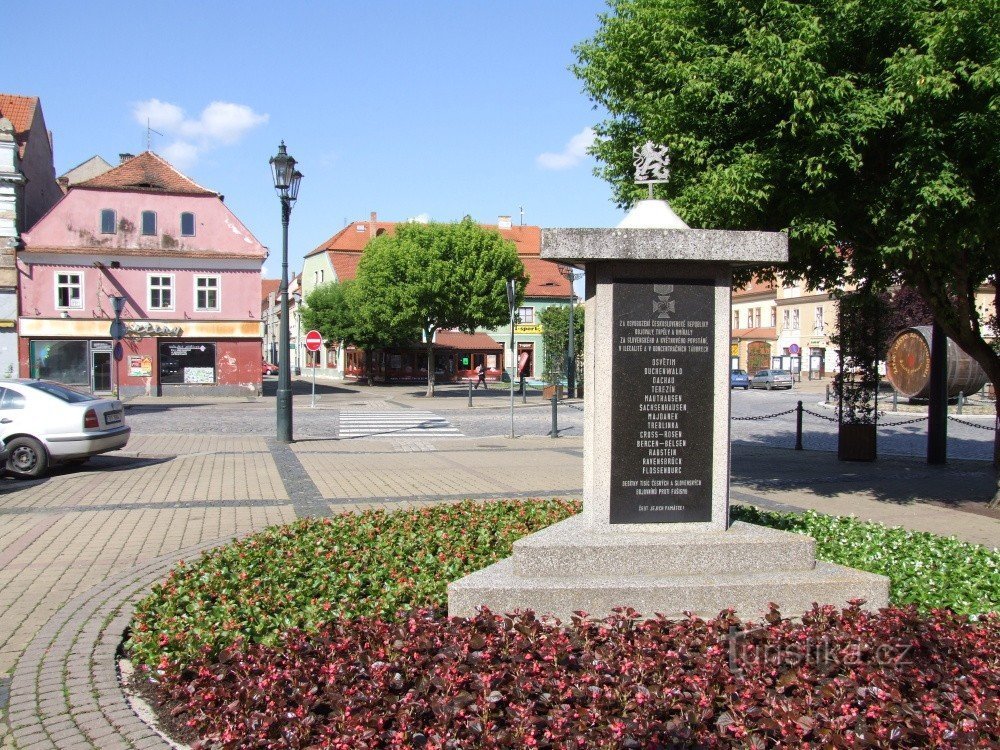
[337,410,463,439]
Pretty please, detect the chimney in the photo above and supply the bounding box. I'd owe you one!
[119,153,134,164]
[498,215,512,229]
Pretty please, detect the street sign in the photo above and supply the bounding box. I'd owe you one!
[305,330,323,352]
[109,320,126,340]
[789,344,801,355]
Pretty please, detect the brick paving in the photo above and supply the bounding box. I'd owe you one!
[0,395,995,748]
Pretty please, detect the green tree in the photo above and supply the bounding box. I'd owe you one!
[354,219,527,396]
[574,0,999,464]
[301,280,417,384]
[539,303,586,386]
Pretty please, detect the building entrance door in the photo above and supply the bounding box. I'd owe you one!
[91,342,112,393]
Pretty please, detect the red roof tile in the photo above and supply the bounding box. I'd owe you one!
[329,252,362,283]
[523,257,572,299]
[0,94,40,157]
[262,278,280,302]
[732,327,777,339]
[75,151,217,195]
[733,277,776,299]
[435,331,504,350]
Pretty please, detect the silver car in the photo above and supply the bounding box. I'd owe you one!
[750,369,794,390]
[0,380,130,478]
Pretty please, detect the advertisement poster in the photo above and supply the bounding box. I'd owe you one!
[128,355,152,377]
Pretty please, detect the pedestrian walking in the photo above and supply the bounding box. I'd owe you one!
[475,362,488,390]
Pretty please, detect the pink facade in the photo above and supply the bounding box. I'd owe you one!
[18,152,267,396]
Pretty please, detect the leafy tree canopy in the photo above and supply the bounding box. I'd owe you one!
[539,304,586,385]
[575,0,999,460]
[301,280,410,352]
[354,219,527,394]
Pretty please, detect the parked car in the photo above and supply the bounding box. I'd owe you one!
[730,369,750,389]
[262,359,279,376]
[750,369,794,390]
[0,380,130,478]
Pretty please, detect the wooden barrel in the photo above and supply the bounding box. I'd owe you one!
[885,326,988,399]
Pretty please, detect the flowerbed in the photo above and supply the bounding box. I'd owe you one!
[128,500,1000,672]
[157,604,1000,749]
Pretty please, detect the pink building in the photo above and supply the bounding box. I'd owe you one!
[18,152,267,396]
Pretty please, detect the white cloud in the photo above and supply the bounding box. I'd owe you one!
[406,213,431,224]
[132,98,269,167]
[536,127,596,170]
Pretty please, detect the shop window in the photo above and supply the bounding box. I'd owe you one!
[195,275,220,311]
[516,306,534,324]
[159,342,216,384]
[100,209,116,234]
[141,211,157,236]
[181,212,196,236]
[29,340,89,387]
[56,272,83,309]
[149,275,174,310]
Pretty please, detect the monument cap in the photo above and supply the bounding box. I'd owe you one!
[617,199,689,229]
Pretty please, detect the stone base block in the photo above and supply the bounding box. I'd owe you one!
[511,516,816,577]
[448,518,889,622]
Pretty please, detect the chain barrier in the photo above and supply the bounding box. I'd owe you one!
[876,414,930,426]
[801,408,838,423]
[949,415,998,431]
[732,408,796,422]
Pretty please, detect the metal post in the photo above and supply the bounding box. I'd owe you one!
[825,383,829,404]
[468,379,473,407]
[310,359,316,408]
[509,312,515,439]
[566,294,576,398]
[892,389,898,412]
[277,199,293,443]
[795,400,803,450]
[522,380,527,404]
[550,391,558,438]
[957,391,964,415]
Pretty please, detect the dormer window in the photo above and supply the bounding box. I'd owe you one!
[181,212,195,237]
[100,209,116,234]
[141,211,157,236]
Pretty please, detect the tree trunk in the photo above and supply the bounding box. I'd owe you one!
[425,336,435,397]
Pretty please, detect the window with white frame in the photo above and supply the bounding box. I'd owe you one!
[148,275,174,310]
[100,209,116,234]
[195,276,220,311]
[814,305,825,332]
[769,307,777,327]
[782,309,790,330]
[733,310,740,329]
[517,306,534,324]
[791,309,800,330]
[753,307,762,327]
[56,272,83,309]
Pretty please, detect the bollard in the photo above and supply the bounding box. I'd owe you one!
[468,380,473,407]
[550,392,559,438]
[825,384,830,404]
[795,400,803,450]
[522,385,527,405]
[958,391,964,415]
[892,389,898,412]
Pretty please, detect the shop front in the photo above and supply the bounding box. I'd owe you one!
[19,318,262,397]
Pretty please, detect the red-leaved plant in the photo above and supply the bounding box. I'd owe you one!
[148,603,999,749]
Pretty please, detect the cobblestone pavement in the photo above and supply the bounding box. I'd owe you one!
[0,380,995,748]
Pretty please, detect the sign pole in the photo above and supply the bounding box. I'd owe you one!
[311,359,316,408]
[304,329,323,409]
[506,279,516,439]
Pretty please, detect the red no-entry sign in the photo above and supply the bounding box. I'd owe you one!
[305,330,323,352]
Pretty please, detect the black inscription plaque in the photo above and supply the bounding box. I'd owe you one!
[610,279,715,523]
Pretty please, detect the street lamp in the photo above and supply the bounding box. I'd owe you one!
[558,265,584,398]
[292,291,303,376]
[269,141,303,443]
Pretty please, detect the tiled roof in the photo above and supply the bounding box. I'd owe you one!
[74,151,217,195]
[435,331,504,350]
[733,277,777,299]
[306,218,542,259]
[261,278,280,302]
[732,327,777,339]
[522,257,571,299]
[0,94,39,157]
[329,252,362,283]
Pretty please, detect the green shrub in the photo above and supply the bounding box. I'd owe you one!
[129,499,999,670]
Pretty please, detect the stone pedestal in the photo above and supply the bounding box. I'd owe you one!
[448,203,889,620]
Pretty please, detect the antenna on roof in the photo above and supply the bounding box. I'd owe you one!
[519,206,524,226]
[146,118,164,151]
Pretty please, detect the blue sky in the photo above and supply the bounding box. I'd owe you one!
[9,1,623,277]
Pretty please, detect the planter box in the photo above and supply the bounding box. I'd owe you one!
[838,423,877,462]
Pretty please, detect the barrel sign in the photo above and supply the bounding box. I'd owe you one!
[885,326,988,399]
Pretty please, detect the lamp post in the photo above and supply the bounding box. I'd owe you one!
[558,265,584,398]
[269,141,303,443]
[292,291,303,376]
